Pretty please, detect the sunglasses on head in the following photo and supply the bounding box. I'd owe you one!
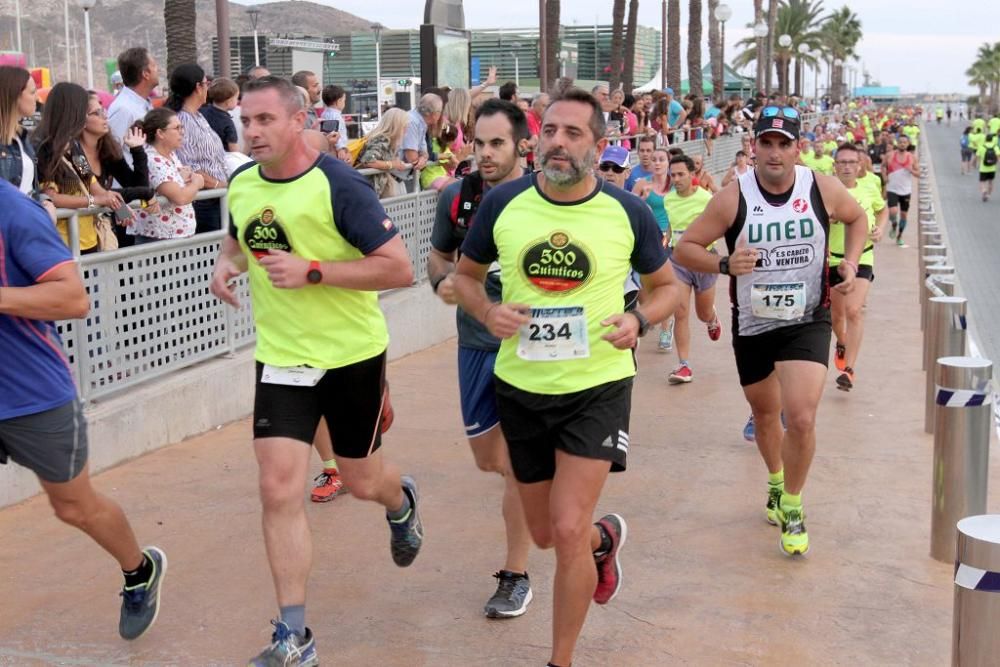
[762,106,800,119]
[599,162,627,173]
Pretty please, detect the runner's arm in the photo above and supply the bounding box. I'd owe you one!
[453,256,530,339]
[673,182,739,273]
[312,235,413,291]
[0,262,88,320]
[871,203,889,242]
[210,235,248,308]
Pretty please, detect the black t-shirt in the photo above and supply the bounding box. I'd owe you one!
[868,143,887,165]
[430,178,502,351]
[200,104,238,149]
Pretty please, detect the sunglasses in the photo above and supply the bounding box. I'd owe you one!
[599,162,627,173]
[761,106,800,119]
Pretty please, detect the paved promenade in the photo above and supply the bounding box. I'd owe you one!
[3,162,999,665]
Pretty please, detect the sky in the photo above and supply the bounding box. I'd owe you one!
[241,0,1000,94]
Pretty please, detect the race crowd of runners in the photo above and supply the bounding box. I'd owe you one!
[4,72,963,665]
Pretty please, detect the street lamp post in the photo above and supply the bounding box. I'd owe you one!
[511,42,522,89]
[247,8,261,68]
[15,0,22,54]
[714,4,732,98]
[661,0,667,90]
[372,24,383,119]
[78,0,97,89]
[777,33,791,97]
[753,20,768,94]
[797,42,809,99]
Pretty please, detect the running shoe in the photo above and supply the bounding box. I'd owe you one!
[310,468,344,503]
[889,223,897,239]
[707,316,722,341]
[657,319,674,352]
[119,546,167,640]
[836,367,855,392]
[248,620,318,667]
[742,414,755,442]
[766,486,783,525]
[897,238,907,248]
[776,506,810,556]
[593,514,628,605]
[834,342,847,372]
[387,475,423,567]
[484,570,533,619]
[668,364,693,384]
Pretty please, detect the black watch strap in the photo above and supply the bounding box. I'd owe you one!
[430,273,448,293]
[630,310,651,337]
[719,256,730,275]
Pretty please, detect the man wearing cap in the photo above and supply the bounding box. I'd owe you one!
[673,106,868,557]
[596,145,645,315]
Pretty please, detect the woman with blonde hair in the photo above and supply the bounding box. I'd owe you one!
[356,108,412,197]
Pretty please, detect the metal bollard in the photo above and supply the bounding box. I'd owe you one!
[919,249,946,295]
[922,264,955,331]
[930,356,993,563]
[953,515,1000,665]
[924,297,967,425]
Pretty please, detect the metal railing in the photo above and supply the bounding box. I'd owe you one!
[54,133,749,402]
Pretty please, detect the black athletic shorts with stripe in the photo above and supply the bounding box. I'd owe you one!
[252,351,387,458]
[0,399,88,483]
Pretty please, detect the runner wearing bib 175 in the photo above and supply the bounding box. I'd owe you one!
[663,154,721,384]
[453,87,681,667]
[674,106,868,557]
[830,143,888,391]
[209,76,421,667]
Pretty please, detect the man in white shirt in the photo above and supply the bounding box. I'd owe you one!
[107,47,159,165]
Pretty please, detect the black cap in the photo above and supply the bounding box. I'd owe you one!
[754,107,801,140]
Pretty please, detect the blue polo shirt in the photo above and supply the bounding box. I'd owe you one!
[0,181,78,420]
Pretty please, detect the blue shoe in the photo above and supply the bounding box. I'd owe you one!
[119,546,167,640]
[387,475,423,567]
[248,620,318,667]
[742,414,755,442]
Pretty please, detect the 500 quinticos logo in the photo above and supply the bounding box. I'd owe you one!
[518,231,594,293]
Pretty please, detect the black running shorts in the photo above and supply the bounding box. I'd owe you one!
[253,351,387,458]
[828,264,874,286]
[886,192,911,211]
[494,377,633,484]
[979,171,996,182]
[0,399,87,483]
[732,318,832,387]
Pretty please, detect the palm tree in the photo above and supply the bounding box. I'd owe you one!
[667,0,681,91]
[966,62,990,112]
[968,42,1000,114]
[623,0,640,91]
[164,0,197,76]
[688,0,703,97]
[708,0,722,99]
[753,0,764,92]
[765,0,778,94]
[610,0,626,89]
[544,0,561,87]
[820,6,862,103]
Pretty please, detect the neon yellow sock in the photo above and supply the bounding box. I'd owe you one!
[768,469,784,487]
[323,458,338,472]
[780,492,802,513]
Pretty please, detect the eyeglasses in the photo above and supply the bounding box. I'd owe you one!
[761,106,800,119]
[599,162,627,173]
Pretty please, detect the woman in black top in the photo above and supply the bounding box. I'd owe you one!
[0,66,39,194]
[79,91,155,247]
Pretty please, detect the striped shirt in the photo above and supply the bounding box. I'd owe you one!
[176,110,228,183]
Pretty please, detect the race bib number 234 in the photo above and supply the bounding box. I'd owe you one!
[517,306,590,361]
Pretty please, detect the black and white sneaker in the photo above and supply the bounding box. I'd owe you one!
[484,570,532,618]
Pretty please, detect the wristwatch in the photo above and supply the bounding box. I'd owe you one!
[630,310,651,337]
[306,260,323,285]
[719,256,731,275]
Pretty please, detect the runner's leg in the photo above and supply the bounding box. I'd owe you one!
[40,466,144,571]
[831,288,847,352]
[548,451,612,667]
[673,283,693,363]
[255,437,313,608]
[773,360,827,495]
[693,284,718,326]
[469,427,531,574]
[336,450,405,511]
[843,280,871,371]
[742,372,783,474]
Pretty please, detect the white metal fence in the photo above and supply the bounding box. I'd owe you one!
[56,133,752,401]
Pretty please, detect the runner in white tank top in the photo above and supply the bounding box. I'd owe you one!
[672,106,869,558]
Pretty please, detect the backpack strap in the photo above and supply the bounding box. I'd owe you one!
[450,171,486,237]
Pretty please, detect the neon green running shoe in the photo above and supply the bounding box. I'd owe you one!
[765,486,783,526]
[776,506,809,556]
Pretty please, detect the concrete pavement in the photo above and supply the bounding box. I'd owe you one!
[2,170,998,665]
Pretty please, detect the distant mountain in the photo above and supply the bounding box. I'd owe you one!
[0,0,375,87]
